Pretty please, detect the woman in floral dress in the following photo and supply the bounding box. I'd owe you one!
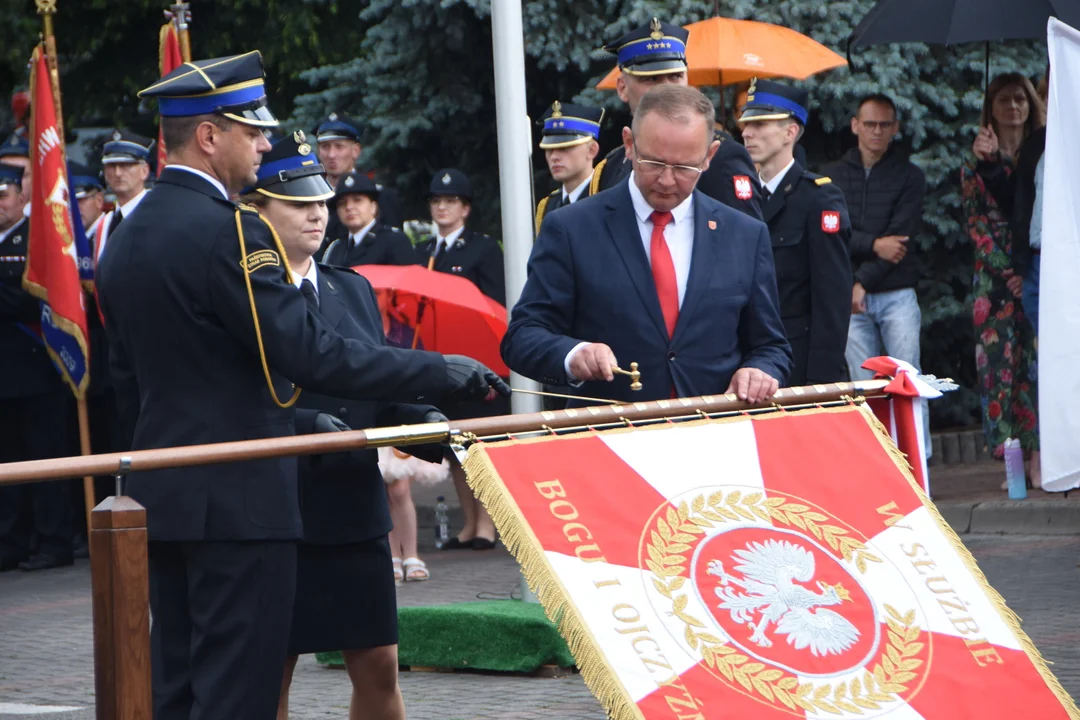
[961,72,1044,479]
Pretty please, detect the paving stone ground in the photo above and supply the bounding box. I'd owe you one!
[1,534,1078,719]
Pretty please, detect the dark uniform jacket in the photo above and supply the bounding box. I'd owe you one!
[0,217,63,400]
[821,146,925,294]
[416,228,506,305]
[534,181,594,235]
[294,264,440,545]
[97,167,449,543]
[594,130,763,220]
[763,161,853,386]
[321,222,415,268]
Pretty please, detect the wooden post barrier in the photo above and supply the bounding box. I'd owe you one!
[90,496,151,720]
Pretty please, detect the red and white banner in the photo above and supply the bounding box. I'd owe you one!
[465,406,1077,720]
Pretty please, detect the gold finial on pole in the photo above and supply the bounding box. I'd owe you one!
[613,362,642,391]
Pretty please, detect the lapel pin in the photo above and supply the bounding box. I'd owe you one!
[708,220,717,230]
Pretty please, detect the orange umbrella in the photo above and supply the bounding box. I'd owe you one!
[597,16,847,89]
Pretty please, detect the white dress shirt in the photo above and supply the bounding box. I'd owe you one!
[562,172,594,205]
[434,225,466,254]
[350,218,377,248]
[563,173,695,379]
[291,260,320,299]
[759,158,796,198]
[95,188,148,261]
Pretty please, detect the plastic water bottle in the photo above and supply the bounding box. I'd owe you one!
[1004,438,1027,500]
[434,496,450,548]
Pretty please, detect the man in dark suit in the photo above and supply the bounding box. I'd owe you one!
[321,170,415,267]
[503,85,791,406]
[416,168,505,305]
[534,101,604,234]
[98,53,506,720]
[0,164,75,572]
[738,80,852,385]
[594,18,763,220]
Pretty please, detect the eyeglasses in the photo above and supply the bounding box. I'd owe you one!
[859,120,896,132]
[632,143,706,181]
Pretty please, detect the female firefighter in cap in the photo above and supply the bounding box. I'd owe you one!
[239,132,447,720]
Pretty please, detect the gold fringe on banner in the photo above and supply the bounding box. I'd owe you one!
[463,403,1080,720]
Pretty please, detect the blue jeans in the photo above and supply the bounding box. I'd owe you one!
[1022,254,1040,336]
[846,288,931,456]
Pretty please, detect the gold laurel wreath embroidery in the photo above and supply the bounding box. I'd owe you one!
[645,492,923,715]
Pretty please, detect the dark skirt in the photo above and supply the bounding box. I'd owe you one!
[287,535,398,656]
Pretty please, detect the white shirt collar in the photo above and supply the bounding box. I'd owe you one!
[760,158,796,197]
[437,224,466,249]
[627,172,693,226]
[115,188,148,218]
[22,202,30,218]
[351,218,377,247]
[166,164,230,200]
[290,260,319,296]
[563,172,593,204]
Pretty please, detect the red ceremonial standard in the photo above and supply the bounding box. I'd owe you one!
[464,405,1078,719]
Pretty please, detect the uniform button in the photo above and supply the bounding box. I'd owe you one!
[668,352,676,361]
[338,407,349,418]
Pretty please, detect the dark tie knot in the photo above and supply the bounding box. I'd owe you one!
[650,210,674,229]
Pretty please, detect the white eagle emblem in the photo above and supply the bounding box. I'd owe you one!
[707,539,860,657]
[733,175,753,200]
[822,211,840,233]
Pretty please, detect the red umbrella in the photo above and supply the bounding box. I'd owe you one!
[353,264,509,376]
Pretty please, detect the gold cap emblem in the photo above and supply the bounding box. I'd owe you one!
[294,130,311,155]
[747,78,757,101]
[649,17,663,40]
[551,100,562,119]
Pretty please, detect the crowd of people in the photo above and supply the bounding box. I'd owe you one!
[0,13,1049,720]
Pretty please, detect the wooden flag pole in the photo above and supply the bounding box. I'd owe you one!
[37,0,97,539]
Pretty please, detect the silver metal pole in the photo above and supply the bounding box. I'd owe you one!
[491,0,541,602]
[491,0,542,419]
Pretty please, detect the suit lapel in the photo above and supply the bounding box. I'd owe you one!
[672,192,719,344]
[604,183,668,341]
[316,270,347,329]
[762,161,804,224]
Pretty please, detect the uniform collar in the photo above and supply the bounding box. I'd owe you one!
[165,164,230,200]
[437,224,466,248]
[351,218,377,247]
[290,259,319,297]
[115,188,148,218]
[760,157,796,196]
[563,172,593,204]
[0,218,23,245]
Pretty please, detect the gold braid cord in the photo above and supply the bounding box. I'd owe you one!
[646,491,918,716]
[234,207,300,409]
[534,195,550,236]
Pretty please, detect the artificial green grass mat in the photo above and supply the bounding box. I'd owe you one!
[315,600,575,672]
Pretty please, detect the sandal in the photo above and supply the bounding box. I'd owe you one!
[403,557,430,582]
[392,557,404,584]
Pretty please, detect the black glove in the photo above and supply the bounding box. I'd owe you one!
[442,355,512,404]
[313,413,350,433]
[423,410,450,424]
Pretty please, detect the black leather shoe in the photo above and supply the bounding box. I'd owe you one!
[471,537,497,551]
[18,553,74,571]
[0,552,29,572]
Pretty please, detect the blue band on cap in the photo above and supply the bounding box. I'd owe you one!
[316,122,359,139]
[746,92,808,124]
[257,154,318,182]
[543,116,600,139]
[103,141,150,161]
[71,175,102,190]
[157,82,266,118]
[617,36,686,66]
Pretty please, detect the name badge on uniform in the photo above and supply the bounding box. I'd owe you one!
[733,175,753,201]
[821,211,841,234]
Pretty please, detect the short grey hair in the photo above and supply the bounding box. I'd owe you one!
[632,85,716,142]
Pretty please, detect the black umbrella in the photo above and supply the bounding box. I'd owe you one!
[848,0,1078,89]
[850,0,1080,46]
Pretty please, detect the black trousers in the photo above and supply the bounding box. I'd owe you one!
[0,392,74,558]
[148,540,297,720]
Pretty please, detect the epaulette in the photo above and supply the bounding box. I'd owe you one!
[318,262,359,276]
[236,202,261,214]
[535,195,551,235]
[814,177,833,186]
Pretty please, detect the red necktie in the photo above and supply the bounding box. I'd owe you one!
[649,210,678,338]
